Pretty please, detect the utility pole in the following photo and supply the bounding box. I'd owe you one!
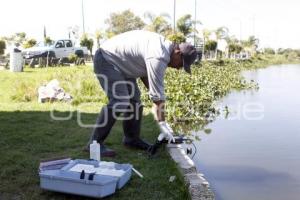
[239,20,242,41]
[82,0,85,34]
[252,15,256,37]
[43,25,47,39]
[194,0,197,46]
[173,0,176,32]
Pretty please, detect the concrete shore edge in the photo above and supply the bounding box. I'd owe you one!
[167,144,215,200]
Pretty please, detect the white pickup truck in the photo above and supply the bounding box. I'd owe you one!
[23,39,89,59]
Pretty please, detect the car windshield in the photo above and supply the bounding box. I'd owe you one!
[35,41,54,47]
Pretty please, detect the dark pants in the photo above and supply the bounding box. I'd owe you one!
[87,49,143,145]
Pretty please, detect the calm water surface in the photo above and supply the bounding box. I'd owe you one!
[193,64,300,200]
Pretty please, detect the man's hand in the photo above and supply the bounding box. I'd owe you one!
[158,121,175,143]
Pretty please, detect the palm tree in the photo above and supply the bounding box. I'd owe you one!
[241,35,259,57]
[176,14,202,37]
[176,14,193,36]
[176,14,202,55]
[248,35,259,53]
[202,29,212,60]
[144,12,172,36]
[214,27,229,59]
[95,30,103,49]
[215,26,229,40]
[227,36,242,59]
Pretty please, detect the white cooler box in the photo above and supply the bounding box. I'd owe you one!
[39,159,132,198]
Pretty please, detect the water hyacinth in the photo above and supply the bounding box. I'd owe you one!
[140,60,258,132]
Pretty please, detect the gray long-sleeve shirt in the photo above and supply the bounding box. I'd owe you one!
[100,30,173,101]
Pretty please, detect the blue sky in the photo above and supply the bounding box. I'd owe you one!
[1,0,299,49]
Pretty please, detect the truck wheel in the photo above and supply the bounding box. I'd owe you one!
[75,50,84,58]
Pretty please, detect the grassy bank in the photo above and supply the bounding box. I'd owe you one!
[0,106,189,199]
[0,54,299,199]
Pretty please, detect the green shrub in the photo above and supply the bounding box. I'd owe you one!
[44,36,53,46]
[0,40,6,55]
[228,43,243,54]
[68,53,78,63]
[80,34,94,56]
[23,38,37,49]
[205,40,217,51]
[167,32,186,43]
[10,81,37,102]
[264,48,275,55]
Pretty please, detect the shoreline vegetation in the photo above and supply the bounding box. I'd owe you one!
[0,54,299,200]
[160,54,300,132]
[2,53,298,130]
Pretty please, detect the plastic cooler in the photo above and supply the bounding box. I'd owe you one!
[39,159,132,198]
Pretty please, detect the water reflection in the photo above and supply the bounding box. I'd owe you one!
[206,165,295,182]
[191,65,300,200]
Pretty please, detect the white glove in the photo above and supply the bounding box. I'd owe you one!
[158,121,175,143]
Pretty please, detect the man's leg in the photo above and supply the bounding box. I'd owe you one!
[86,50,130,156]
[122,78,151,150]
[87,106,118,156]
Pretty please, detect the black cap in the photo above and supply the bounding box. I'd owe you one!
[179,43,197,74]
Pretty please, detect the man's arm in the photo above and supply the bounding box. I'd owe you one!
[145,58,167,121]
[140,76,149,90]
[152,100,165,122]
[140,76,165,121]
[145,59,175,142]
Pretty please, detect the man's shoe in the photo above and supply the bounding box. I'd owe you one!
[123,137,152,150]
[100,145,116,157]
[83,144,116,157]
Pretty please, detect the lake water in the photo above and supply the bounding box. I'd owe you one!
[192,64,300,200]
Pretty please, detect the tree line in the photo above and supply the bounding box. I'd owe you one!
[0,9,299,60]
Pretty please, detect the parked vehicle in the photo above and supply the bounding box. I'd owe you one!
[22,39,89,59]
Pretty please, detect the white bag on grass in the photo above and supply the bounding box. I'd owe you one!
[38,79,72,103]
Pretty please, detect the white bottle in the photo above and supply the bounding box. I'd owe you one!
[90,140,101,161]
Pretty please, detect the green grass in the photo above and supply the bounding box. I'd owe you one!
[0,66,107,104]
[0,108,190,200]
